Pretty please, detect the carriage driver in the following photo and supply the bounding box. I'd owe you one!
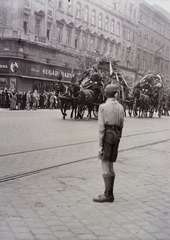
[93,84,125,203]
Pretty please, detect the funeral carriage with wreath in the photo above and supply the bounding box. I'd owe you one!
[132,74,164,118]
[55,58,130,120]
[77,57,130,118]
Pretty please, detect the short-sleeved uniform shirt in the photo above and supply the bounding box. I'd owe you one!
[98,98,124,162]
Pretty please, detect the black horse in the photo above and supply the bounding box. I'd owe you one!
[133,87,150,117]
[68,83,82,119]
[55,81,76,119]
[125,92,134,117]
[77,89,96,119]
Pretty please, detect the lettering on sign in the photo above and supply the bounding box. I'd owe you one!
[42,69,58,76]
[0,64,8,68]
[31,67,39,73]
[42,69,72,78]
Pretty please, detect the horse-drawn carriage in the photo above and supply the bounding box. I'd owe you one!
[132,74,164,118]
[78,58,129,117]
[55,58,130,120]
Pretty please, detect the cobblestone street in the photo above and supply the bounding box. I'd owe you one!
[0,109,170,240]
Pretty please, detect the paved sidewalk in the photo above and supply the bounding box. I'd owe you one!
[0,140,170,240]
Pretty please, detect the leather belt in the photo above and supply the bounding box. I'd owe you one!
[105,125,117,130]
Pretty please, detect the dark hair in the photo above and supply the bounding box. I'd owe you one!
[105,91,117,98]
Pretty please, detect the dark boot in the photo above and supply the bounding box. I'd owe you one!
[110,173,115,198]
[93,174,114,203]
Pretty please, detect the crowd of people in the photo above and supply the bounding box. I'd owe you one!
[0,88,58,110]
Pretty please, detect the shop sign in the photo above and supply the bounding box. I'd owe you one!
[0,60,9,73]
[20,60,77,80]
[42,68,72,79]
[0,64,8,69]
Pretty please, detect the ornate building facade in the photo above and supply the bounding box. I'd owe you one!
[0,0,169,91]
[137,1,170,87]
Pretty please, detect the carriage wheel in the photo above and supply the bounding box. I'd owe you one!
[93,105,99,118]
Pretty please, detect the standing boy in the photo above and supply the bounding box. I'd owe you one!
[93,84,125,203]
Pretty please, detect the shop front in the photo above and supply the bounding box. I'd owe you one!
[0,58,79,92]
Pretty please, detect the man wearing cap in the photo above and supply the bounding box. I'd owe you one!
[93,84,124,203]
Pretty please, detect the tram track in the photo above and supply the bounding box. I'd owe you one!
[0,137,169,184]
[1,128,170,158]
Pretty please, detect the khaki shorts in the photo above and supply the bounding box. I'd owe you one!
[102,130,120,162]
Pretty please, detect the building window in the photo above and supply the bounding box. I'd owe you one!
[76,2,81,18]
[126,48,131,64]
[138,31,141,44]
[56,26,62,43]
[115,45,119,59]
[149,57,152,70]
[66,28,71,46]
[35,18,41,36]
[97,37,102,52]
[137,54,140,68]
[90,36,95,51]
[47,29,50,40]
[144,34,148,47]
[84,6,88,22]
[127,29,130,41]
[123,26,126,39]
[68,1,72,15]
[75,33,79,48]
[161,63,163,73]
[132,32,135,43]
[140,11,142,21]
[103,40,107,53]
[134,9,136,19]
[58,0,63,10]
[122,46,125,61]
[91,10,96,25]
[166,47,169,58]
[124,2,127,15]
[150,37,153,50]
[110,43,114,56]
[23,14,29,34]
[23,21,28,34]
[165,65,168,74]
[98,13,102,29]
[116,22,120,36]
[82,34,87,50]
[111,19,114,34]
[104,17,109,31]
[129,3,133,17]
[47,23,51,40]
[143,58,147,70]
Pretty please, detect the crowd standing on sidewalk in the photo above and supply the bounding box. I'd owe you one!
[0,88,58,110]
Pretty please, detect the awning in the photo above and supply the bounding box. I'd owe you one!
[20,75,70,84]
[20,75,57,82]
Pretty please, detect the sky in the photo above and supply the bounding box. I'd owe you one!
[145,0,170,13]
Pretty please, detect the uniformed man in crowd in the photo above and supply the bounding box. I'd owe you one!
[93,84,125,203]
